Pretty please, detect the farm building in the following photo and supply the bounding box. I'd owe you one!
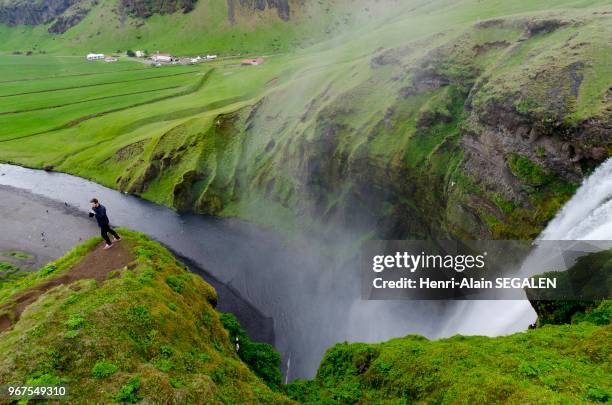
[151,53,174,63]
[241,57,264,66]
[86,53,104,60]
[206,55,218,60]
[135,50,145,58]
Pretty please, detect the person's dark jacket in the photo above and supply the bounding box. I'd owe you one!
[90,204,110,227]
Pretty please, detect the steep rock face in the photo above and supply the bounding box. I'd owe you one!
[0,0,290,34]
[251,15,609,239]
[47,5,89,33]
[0,0,78,26]
[227,0,290,22]
[0,0,97,34]
[107,14,610,240]
[455,20,611,238]
[118,0,198,18]
[525,249,611,327]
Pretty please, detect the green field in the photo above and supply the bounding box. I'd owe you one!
[0,0,610,238]
[0,1,610,403]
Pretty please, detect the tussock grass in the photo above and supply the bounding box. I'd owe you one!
[0,230,290,403]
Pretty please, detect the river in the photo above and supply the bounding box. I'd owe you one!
[3,161,609,379]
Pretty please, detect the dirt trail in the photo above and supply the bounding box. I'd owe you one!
[0,242,134,333]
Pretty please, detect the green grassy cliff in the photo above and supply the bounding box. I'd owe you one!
[284,250,611,404]
[2,234,608,404]
[0,1,610,240]
[526,248,612,327]
[285,305,610,404]
[0,231,289,403]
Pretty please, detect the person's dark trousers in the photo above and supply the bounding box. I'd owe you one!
[100,224,119,245]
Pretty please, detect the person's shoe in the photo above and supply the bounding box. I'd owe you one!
[103,244,113,250]
[114,236,122,242]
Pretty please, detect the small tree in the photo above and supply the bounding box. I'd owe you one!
[126,50,136,57]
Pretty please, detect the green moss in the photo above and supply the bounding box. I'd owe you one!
[507,153,551,187]
[92,361,118,379]
[220,313,282,390]
[64,313,86,330]
[579,301,612,326]
[1,251,34,260]
[526,249,612,327]
[491,156,578,239]
[116,376,141,404]
[165,274,191,293]
[287,319,610,404]
[490,192,516,215]
[0,262,20,273]
[515,97,541,115]
[0,231,289,403]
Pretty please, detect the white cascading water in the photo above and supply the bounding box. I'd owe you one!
[0,159,610,375]
[538,158,612,241]
[439,158,612,337]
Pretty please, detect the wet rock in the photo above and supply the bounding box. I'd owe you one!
[119,0,197,18]
[472,40,510,55]
[48,7,89,33]
[227,0,290,23]
[0,0,77,26]
[524,18,568,37]
[590,146,607,161]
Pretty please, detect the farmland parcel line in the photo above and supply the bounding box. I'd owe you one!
[0,85,185,115]
[33,93,257,171]
[113,95,253,136]
[0,69,214,144]
[0,70,201,98]
[0,66,154,84]
[39,97,259,173]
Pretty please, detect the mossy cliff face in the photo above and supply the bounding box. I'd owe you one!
[284,250,611,403]
[0,232,608,403]
[0,231,289,403]
[285,308,610,403]
[0,0,79,26]
[227,0,290,22]
[107,10,611,239]
[0,0,286,34]
[119,0,199,18]
[0,2,609,239]
[526,248,612,327]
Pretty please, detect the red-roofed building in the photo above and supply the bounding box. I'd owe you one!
[151,53,174,63]
[241,57,264,66]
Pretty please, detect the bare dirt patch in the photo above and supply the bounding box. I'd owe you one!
[0,242,134,333]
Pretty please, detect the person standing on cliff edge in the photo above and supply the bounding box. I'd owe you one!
[89,198,121,250]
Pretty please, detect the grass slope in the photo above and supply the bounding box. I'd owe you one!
[0,231,609,403]
[0,230,289,404]
[0,0,415,55]
[286,313,610,404]
[0,0,610,239]
[285,249,611,404]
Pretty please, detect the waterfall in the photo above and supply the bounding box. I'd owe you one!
[438,158,612,338]
[538,158,612,241]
